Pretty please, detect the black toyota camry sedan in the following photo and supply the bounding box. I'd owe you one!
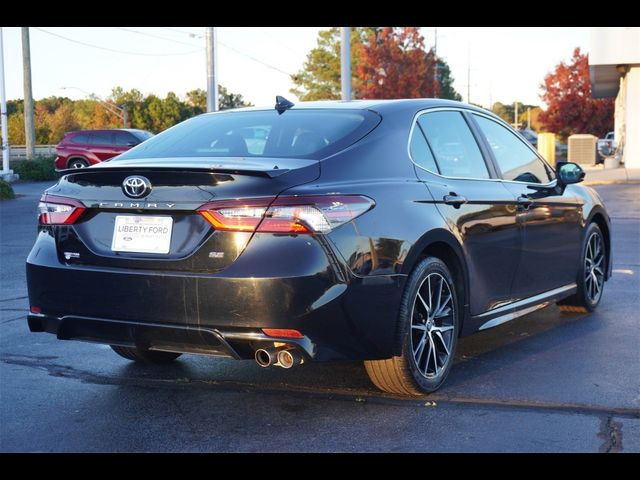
[26,98,611,395]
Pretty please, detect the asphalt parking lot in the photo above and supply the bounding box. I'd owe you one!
[1,181,638,452]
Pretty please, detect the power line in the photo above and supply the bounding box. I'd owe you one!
[38,26,292,77]
[159,27,204,39]
[255,27,306,56]
[217,41,291,76]
[33,28,202,57]
[113,27,202,49]
[159,27,292,77]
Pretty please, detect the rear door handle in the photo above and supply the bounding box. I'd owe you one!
[517,195,533,209]
[443,194,468,208]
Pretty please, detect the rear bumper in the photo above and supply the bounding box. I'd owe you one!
[27,313,315,359]
[26,235,406,361]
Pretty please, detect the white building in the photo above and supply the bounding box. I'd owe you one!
[589,27,640,168]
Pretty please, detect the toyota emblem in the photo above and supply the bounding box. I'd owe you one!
[122,176,152,198]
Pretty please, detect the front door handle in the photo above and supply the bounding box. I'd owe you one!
[443,194,468,208]
[517,195,533,209]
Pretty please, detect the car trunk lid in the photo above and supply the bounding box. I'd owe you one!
[46,157,319,273]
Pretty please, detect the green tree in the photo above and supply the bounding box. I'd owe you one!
[435,60,462,101]
[186,88,207,115]
[160,92,186,130]
[291,27,374,100]
[219,86,251,110]
[8,113,25,144]
[49,103,80,143]
[146,95,165,133]
[491,101,538,127]
[34,104,52,144]
[292,27,460,101]
[4,85,252,141]
[186,86,251,113]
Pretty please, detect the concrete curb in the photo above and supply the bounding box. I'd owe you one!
[583,180,640,186]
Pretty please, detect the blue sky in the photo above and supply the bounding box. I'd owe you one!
[1,27,589,108]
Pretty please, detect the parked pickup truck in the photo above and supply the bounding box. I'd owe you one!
[597,131,616,156]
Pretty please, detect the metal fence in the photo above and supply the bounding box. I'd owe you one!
[9,145,56,161]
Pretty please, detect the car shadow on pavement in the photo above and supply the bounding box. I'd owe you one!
[442,305,601,392]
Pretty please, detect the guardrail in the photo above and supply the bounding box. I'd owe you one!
[9,145,57,161]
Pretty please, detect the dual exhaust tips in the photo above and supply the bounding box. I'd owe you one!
[255,346,304,369]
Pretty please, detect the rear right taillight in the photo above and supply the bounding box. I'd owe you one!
[38,195,86,225]
[198,195,374,234]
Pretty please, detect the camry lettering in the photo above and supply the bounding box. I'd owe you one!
[97,202,177,209]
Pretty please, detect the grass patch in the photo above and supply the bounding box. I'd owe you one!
[12,155,59,181]
[0,179,15,200]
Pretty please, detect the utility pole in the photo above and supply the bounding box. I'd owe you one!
[433,27,438,98]
[341,27,351,101]
[466,42,471,104]
[21,27,35,160]
[514,101,519,129]
[205,27,218,112]
[467,63,471,104]
[527,107,531,129]
[488,80,493,110]
[0,28,14,180]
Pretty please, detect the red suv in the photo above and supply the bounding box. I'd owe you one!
[55,129,154,170]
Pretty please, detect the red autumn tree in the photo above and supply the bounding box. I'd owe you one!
[539,47,614,139]
[357,27,439,99]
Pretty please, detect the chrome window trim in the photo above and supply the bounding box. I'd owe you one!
[470,111,557,185]
[407,106,557,189]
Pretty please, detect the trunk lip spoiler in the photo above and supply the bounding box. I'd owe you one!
[57,156,316,179]
[57,165,290,179]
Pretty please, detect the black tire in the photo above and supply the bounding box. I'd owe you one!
[365,257,460,396]
[558,223,606,313]
[68,158,89,169]
[110,345,182,364]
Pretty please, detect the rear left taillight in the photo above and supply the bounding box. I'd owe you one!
[38,195,86,225]
[198,195,374,234]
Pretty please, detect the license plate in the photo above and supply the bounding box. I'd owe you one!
[111,216,173,254]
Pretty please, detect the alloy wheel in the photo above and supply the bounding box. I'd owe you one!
[410,272,455,379]
[584,231,605,303]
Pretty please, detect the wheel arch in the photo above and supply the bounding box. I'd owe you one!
[67,156,90,168]
[402,229,470,338]
[587,207,612,280]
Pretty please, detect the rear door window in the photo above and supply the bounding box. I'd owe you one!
[89,132,114,146]
[417,111,490,179]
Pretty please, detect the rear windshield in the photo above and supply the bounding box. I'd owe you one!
[115,109,380,160]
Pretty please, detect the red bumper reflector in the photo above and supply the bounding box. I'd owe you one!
[30,306,41,314]
[261,328,304,339]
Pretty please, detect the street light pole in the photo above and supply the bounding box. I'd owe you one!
[0,27,14,180]
[341,27,351,101]
[206,27,219,112]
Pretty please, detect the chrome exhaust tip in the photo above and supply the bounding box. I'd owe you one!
[255,348,275,367]
[276,348,303,369]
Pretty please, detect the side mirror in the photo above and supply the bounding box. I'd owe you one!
[557,162,585,186]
